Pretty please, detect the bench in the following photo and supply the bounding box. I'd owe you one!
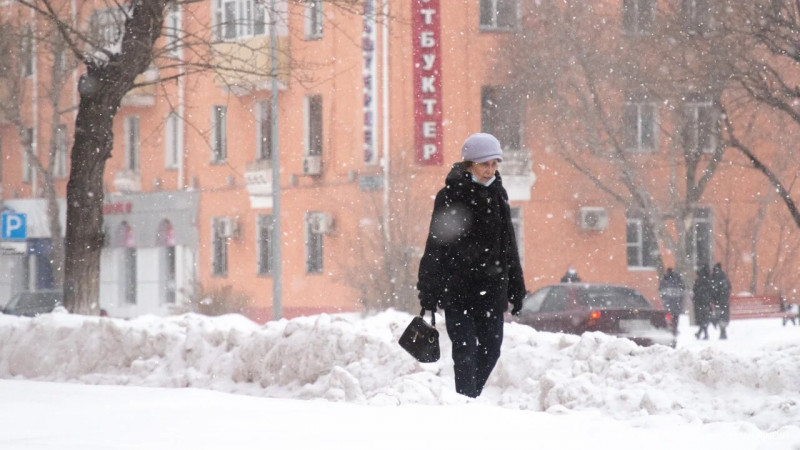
[729,295,799,326]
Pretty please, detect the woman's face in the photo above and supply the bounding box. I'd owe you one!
[468,159,500,184]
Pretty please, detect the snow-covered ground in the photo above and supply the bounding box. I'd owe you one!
[0,309,798,449]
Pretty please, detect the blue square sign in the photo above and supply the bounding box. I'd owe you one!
[2,212,27,240]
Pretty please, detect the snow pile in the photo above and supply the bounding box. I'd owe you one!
[0,309,798,432]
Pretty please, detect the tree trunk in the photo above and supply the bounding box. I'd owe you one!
[63,87,116,314]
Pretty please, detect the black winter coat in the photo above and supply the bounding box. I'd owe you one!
[417,163,526,313]
[693,270,713,326]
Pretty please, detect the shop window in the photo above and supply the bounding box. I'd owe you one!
[305,0,323,40]
[622,0,656,35]
[626,216,658,269]
[306,95,323,156]
[212,105,227,163]
[257,214,273,276]
[623,91,657,152]
[116,222,137,304]
[124,116,139,171]
[479,0,517,31]
[158,220,177,304]
[481,85,522,151]
[212,217,229,277]
[305,212,323,274]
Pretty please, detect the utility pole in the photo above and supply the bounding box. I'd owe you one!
[270,0,282,320]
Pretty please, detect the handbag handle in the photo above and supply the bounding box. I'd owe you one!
[419,308,436,326]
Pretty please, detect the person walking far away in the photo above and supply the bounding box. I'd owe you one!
[710,262,732,339]
[659,267,685,335]
[560,265,581,283]
[417,132,527,398]
[692,265,713,340]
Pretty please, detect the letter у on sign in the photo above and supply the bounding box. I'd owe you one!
[412,0,443,165]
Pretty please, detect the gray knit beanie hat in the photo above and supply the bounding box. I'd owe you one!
[461,133,503,163]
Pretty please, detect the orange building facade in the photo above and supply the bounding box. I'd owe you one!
[1,0,799,321]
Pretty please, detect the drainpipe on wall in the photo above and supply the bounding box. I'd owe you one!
[270,0,283,320]
[381,0,390,245]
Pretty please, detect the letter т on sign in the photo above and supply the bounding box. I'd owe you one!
[412,0,443,165]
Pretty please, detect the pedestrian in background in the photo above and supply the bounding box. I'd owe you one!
[659,267,685,335]
[417,132,527,398]
[693,265,713,340]
[710,262,732,339]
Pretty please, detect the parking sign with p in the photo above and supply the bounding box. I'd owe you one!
[2,212,27,240]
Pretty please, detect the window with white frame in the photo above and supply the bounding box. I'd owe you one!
[211,105,227,162]
[90,7,126,53]
[22,26,34,77]
[54,124,68,178]
[304,0,323,40]
[257,214,273,276]
[481,85,522,151]
[682,0,712,35]
[306,95,323,156]
[212,217,229,277]
[683,93,718,154]
[165,2,183,58]
[623,91,657,152]
[691,207,713,270]
[511,207,523,264]
[479,0,518,30]
[622,0,656,35]
[305,213,323,274]
[22,127,34,184]
[214,0,267,41]
[124,116,140,171]
[626,215,658,268]
[165,111,181,169]
[256,100,272,160]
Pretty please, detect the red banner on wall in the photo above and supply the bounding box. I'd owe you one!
[412,0,443,165]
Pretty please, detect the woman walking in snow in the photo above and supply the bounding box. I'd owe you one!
[417,132,527,398]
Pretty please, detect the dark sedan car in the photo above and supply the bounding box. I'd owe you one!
[2,291,63,317]
[511,283,676,347]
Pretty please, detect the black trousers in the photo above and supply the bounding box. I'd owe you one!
[444,306,504,398]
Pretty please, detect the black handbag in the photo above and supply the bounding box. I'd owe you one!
[399,309,440,363]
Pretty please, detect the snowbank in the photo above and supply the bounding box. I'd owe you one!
[0,309,798,432]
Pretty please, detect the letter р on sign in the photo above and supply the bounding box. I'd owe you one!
[1,212,27,240]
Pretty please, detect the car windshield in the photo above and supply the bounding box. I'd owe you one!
[579,287,651,309]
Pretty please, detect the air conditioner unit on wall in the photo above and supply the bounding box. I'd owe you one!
[579,207,608,231]
[302,155,323,176]
[308,212,334,235]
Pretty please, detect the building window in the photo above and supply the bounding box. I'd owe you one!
[212,217,229,277]
[481,85,522,151]
[305,0,324,40]
[213,0,267,41]
[622,0,656,35]
[124,116,139,171]
[165,2,183,58]
[682,0,712,35]
[90,7,126,53]
[54,124,68,178]
[306,95,323,156]
[691,207,713,270]
[212,105,227,162]
[165,111,181,170]
[257,214,273,276]
[626,216,658,268]
[22,27,34,77]
[479,0,517,30]
[511,207,523,264]
[305,213,324,274]
[623,91,657,152]
[256,100,272,161]
[22,127,34,184]
[683,94,718,154]
[116,222,137,305]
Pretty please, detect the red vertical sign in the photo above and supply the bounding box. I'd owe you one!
[412,0,443,165]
